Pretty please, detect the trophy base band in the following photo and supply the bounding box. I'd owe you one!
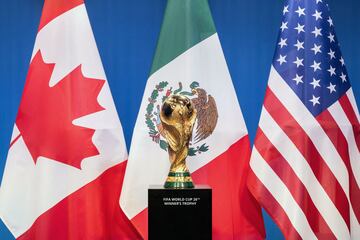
[164,171,194,188]
[148,185,212,240]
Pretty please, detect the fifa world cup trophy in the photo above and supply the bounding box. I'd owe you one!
[160,95,197,188]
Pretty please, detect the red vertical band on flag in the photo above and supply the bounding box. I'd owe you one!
[263,87,350,229]
[17,162,142,240]
[38,0,84,31]
[192,136,265,240]
[255,129,336,239]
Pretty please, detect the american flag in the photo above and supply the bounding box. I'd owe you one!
[247,0,360,239]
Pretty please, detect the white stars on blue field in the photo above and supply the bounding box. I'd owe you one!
[273,0,351,116]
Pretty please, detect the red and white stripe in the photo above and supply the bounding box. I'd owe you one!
[248,66,360,239]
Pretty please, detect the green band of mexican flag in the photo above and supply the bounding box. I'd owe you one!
[150,0,216,75]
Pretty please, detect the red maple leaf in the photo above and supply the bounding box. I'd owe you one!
[16,51,105,169]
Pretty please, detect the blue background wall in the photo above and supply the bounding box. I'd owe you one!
[0,0,359,239]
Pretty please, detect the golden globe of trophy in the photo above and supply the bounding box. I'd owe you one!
[160,94,197,188]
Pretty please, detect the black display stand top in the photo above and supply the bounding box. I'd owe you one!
[148,185,212,240]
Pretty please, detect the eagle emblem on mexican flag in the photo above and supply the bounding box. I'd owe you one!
[145,81,218,156]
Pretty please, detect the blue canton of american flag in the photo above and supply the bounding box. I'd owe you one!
[248,0,360,239]
[273,0,351,116]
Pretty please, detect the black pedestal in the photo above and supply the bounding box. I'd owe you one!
[148,185,212,240]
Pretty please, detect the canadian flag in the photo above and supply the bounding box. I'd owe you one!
[0,0,140,239]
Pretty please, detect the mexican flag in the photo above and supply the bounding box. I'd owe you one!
[120,0,265,239]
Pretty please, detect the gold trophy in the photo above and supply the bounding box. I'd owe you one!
[160,94,197,188]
